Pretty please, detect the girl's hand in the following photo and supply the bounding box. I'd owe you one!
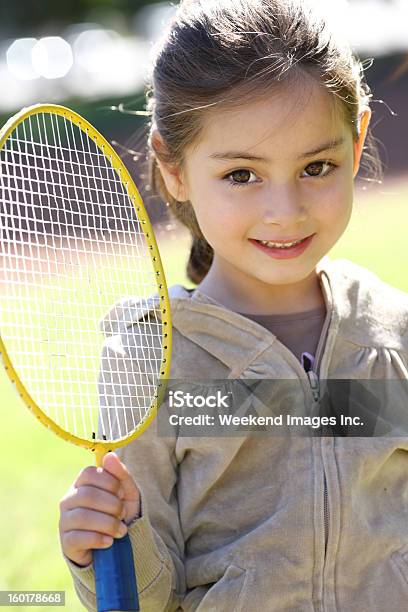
[59,452,141,567]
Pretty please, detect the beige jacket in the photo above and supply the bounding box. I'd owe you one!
[65,257,408,612]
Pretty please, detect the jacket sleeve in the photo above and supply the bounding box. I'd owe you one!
[63,325,185,611]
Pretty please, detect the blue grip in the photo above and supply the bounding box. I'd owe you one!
[93,533,139,612]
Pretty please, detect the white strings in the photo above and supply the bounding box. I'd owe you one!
[0,112,164,442]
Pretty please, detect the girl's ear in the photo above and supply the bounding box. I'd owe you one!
[353,108,372,178]
[150,128,189,202]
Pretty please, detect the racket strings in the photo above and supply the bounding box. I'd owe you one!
[0,111,164,442]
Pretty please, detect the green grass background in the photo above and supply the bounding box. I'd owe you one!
[1,177,407,611]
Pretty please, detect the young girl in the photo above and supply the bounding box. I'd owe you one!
[59,0,408,610]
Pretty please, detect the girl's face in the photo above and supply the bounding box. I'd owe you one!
[156,80,371,312]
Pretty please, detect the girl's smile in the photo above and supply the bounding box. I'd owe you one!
[249,234,316,260]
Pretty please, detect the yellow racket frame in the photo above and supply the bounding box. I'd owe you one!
[0,103,172,466]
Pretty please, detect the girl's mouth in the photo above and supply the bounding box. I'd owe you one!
[249,234,315,259]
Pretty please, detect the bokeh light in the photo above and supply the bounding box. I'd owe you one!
[31,37,73,80]
[6,38,39,80]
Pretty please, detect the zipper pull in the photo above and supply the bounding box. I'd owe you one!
[307,369,320,402]
[301,352,320,403]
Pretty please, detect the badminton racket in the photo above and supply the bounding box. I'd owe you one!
[0,103,172,612]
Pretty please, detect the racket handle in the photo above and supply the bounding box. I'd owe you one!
[93,533,139,612]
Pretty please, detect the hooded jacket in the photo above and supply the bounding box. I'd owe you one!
[65,257,408,612]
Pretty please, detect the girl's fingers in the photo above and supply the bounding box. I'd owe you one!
[101,453,140,502]
[60,455,141,544]
[61,530,114,567]
[71,455,140,504]
[59,457,139,567]
[73,465,123,497]
[60,485,124,518]
[62,507,128,539]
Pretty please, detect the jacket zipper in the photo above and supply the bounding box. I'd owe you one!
[305,361,330,556]
[323,474,329,554]
[306,286,333,562]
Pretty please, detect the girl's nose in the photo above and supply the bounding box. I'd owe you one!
[260,186,308,226]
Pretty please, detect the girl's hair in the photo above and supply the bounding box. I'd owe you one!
[145,0,383,284]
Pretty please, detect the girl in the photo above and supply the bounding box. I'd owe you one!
[59,0,408,610]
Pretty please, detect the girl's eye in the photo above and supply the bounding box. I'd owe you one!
[302,161,337,179]
[223,169,258,188]
[223,161,337,188]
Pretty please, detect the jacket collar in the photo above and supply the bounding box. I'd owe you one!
[169,256,336,374]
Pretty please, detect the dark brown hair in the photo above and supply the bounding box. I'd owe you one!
[145,0,383,284]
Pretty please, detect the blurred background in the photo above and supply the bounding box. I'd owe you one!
[0,0,407,609]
